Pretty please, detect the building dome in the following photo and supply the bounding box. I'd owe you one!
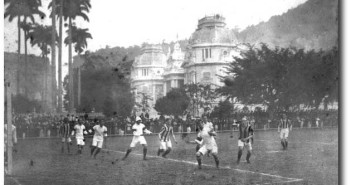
[134,44,167,67]
[189,15,238,45]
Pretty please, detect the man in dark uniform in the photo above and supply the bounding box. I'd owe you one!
[278,113,292,150]
[236,116,254,164]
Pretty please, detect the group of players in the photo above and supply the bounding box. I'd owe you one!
[59,113,292,170]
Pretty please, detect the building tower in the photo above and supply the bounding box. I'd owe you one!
[130,44,167,117]
[183,14,240,86]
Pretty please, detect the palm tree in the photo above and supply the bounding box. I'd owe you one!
[64,26,92,107]
[49,0,62,112]
[4,0,45,95]
[50,0,57,112]
[28,24,58,111]
[49,0,91,112]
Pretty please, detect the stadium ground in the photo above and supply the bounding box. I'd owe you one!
[5,127,338,185]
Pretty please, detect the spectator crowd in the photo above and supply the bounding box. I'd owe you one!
[9,109,338,139]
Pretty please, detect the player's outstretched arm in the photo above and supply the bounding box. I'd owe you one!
[142,127,152,135]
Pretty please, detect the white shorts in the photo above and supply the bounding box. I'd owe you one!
[280,128,289,139]
[130,136,147,147]
[76,138,85,146]
[198,144,218,155]
[92,138,103,148]
[160,140,172,150]
[238,140,252,150]
[62,137,72,143]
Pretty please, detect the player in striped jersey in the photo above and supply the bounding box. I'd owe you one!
[157,118,177,158]
[59,119,72,153]
[278,113,292,150]
[236,116,254,164]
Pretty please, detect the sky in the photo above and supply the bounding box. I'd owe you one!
[3,0,308,80]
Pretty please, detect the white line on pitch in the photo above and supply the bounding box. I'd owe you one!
[266,151,284,153]
[10,176,23,185]
[102,148,303,184]
[255,139,337,145]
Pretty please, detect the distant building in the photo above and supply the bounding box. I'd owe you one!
[130,45,168,116]
[183,14,240,86]
[131,15,242,117]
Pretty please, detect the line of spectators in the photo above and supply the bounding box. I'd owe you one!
[11,109,338,138]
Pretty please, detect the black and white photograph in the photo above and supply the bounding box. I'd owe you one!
[2,0,342,184]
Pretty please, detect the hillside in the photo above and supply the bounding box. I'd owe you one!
[237,0,338,50]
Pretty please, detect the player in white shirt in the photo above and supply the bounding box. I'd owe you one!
[202,116,214,131]
[188,121,219,169]
[89,120,107,158]
[72,119,87,154]
[122,117,152,160]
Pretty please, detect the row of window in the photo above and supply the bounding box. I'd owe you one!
[202,48,211,60]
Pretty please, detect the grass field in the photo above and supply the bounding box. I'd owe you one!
[5,127,338,185]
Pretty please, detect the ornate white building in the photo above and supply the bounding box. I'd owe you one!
[131,14,241,117]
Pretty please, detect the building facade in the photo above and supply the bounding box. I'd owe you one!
[131,15,241,117]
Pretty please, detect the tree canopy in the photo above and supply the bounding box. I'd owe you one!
[218,43,338,114]
[154,88,190,116]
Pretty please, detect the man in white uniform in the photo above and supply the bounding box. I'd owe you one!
[90,120,107,158]
[190,121,219,169]
[202,116,214,131]
[122,117,152,160]
[72,119,87,154]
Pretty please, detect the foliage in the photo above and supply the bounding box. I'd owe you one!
[135,92,153,112]
[184,83,217,116]
[4,0,46,23]
[218,43,339,114]
[154,88,189,116]
[64,24,92,54]
[63,66,134,117]
[28,24,58,57]
[237,0,338,50]
[210,100,233,120]
[12,94,43,113]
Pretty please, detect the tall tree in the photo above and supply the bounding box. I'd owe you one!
[4,0,45,95]
[50,0,57,112]
[64,25,92,107]
[49,0,63,112]
[28,24,58,111]
[64,0,91,112]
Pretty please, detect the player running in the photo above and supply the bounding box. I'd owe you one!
[157,118,177,158]
[59,118,72,153]
[278,113,292,150]
[236,116,254,164]
[89,120,107,159]
[122,116,152,160]
[189,121,219,169]
[72,119,88,154]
